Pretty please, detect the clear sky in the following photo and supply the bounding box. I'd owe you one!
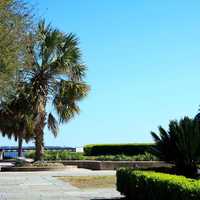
[1,0,200,147]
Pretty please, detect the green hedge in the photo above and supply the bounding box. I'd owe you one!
[94,153,157,161]
[116,168,200,200]
[84,143,154,156]
[25,150,84,160]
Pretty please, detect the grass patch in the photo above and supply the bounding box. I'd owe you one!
[58,175,116,189]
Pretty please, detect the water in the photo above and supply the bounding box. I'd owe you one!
[3,151,23,159]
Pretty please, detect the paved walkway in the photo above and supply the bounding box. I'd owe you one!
[0,168,123,200]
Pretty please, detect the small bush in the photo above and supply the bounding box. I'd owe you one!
[84,143,154,156]
[133,152,157,161]
[117,168,200,200]
[25,151,35,159]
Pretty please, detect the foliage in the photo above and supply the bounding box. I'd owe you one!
[117,168,200,200]
[15,160,64,167]
[25,151,156,161]
[0,0,34,156]
[25,150,85,161]
[151,116,200,177]
[0,0,33,95]
[0,85,35,156]
[84,143,154,156]
[32,162,64,167]
[0,86,34,139]
[94,152,157,161]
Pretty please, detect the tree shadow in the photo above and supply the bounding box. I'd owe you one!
[90,198,126,200]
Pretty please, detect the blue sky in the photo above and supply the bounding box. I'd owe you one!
[1,0,200,147]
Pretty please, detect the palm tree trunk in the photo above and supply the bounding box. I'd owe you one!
[35,130,44,161]
[18,136,23,157]
[34,98,46,161]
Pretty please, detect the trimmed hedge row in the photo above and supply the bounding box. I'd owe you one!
[25,150,84,160]
[84,143,154,156]
[116,168,200,200]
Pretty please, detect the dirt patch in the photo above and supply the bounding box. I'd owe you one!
[58,175,116,189]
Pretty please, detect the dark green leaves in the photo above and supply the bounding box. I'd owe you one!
[47,113,58,137]
[117,169,200,200]
[151,117,200,177]
[53,80,89,123]
[0,0,33,95]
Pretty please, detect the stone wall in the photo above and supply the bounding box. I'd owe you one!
[61,160,172,170]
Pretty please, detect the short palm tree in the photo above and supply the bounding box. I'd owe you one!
[24,21,89,160]
[151,117,200,178]
[0,87,34,157]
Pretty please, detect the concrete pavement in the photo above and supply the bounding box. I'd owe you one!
[0,168,123,200]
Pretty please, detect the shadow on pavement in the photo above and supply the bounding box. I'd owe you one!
[90,198,126,200]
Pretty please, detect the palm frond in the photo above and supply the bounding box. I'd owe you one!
[54,99,80,123]
[47,112,59,137]
[52,80,89,122]
[151,131,161,143]
[49,33,86,81]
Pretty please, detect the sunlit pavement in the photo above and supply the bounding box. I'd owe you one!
[0,168,123,200]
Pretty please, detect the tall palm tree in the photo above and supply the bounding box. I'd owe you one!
[24,21,89,160]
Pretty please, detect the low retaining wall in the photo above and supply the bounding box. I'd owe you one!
[1,165,77,172]
[1,160,172,171]
[62,160,101,170]
[60,160,172,170]
[2,166,66,172]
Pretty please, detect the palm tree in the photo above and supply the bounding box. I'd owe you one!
[0,88,34,157]
[151,117,200,178]
[24,21,89,160]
